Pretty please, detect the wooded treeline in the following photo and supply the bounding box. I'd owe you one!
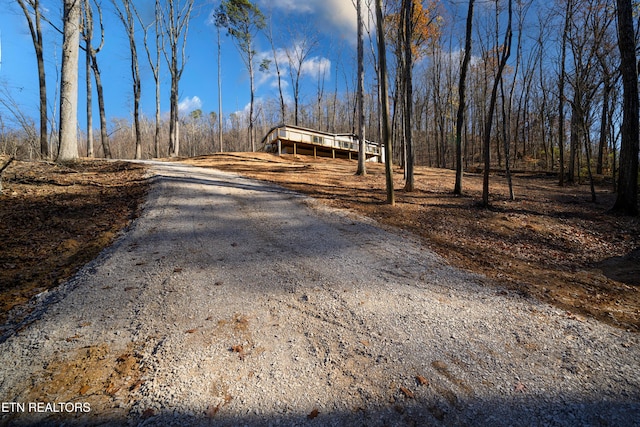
[2,0,638,213]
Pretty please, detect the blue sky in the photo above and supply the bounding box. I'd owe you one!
[0,0,361,129]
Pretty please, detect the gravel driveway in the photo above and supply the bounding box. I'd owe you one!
[1,161,638,426]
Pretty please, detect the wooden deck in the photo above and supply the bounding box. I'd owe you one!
[261,125,384,162]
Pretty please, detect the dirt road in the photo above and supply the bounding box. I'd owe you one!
[1,162,638,426]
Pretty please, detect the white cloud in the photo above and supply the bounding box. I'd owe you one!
[178,96,202,114]
[259,0,356,39]
[261,0,314,14]
[301,56,331,80]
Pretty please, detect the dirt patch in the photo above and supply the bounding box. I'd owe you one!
[0,341,146,425]
[0,159,149,324]
[183,153,640,331]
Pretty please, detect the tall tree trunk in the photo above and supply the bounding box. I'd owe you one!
[612,0,639,215]
[114,0,142,159]
[82,0,94,158]
[356,0,366,176]
[568,102,580,183]
[85,0,110,159]
[454,0,474,195]
[91,55,111,158]
[85,35,93,158]
[170,69,179,156]
[58,0,81,161]
[402,0,414,192]
[583,122,597,202]
[35,10,48,158]
[218,23,224,152]
[375,0,394,205]
[154,0,161,158]
[249,51,255,152]
[597,82,610,175]
[482,0,512,207]
[136,0,162,157]
[558,0,572,186]
[164,0,194,157]
[17,0,49,158]
[500,77,514,200]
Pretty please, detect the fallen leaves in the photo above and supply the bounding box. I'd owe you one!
[514,381,527,393]
[129,379,145,392]
[231,344,246,360]
[205,394,233,419]
[105,382,121,396]
[65,334,82,342]
[399,386,414,399]
[416,375,429,386]
[233,314,250,332]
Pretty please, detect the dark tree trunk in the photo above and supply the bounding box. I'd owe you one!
[402,0,414,192]
[454,0,474,195]
[375,0,394,205]
[612,0,639,215]
[482,0,512,207]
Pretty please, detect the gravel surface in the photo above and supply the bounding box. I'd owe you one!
[1,161,638,426]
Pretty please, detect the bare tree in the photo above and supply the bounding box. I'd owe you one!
[16,0,49,158]
[558,0,572,186]
[401,0,415,191]
[284,26,319,127]
[162,0,194,157]
[214,6,227,151]
[0,82,39,157]
[219,0,265,152]
[356,0,367,175]
[113,0,142,159]
[58,0,80,161]
[500,0,532,201]
[135,0,162,158]
[612,0,639,215]
[81,0,94,157]
[482,0,512,207]
[83,0,111,159]
[263,14,286,125]
[375,0,394,205]
[454,0,474,195]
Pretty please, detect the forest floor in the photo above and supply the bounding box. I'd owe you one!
[0,153,638,332]
[0,158,149,326]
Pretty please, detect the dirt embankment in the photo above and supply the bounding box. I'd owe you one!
[0,159,148,327]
